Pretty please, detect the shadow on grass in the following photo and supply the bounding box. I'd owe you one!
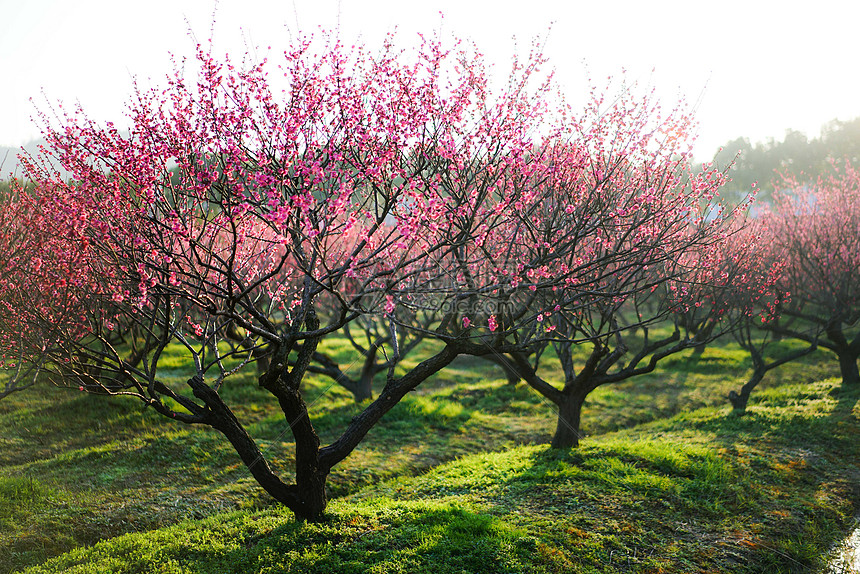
[247,505,531,574]
[35,504,535,574]
[830,383,860,419]
[690,383,860,455]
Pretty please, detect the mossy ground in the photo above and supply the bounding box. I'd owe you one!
[1,338,857,573]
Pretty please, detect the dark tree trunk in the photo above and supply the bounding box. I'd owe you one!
[257,310,330,521]
[353,368,375,402]
[551,394,584,449]
[209,403,299,508]
[482,353,521,384]
[167,333,459,521]
[729,338,817,414]
[837,352,860,387]
[213,404,326,521]
[690,341,707,359]
[187,376,306,515]
[352,344,382,402]
[304,345,379,403]
[824,322,860,387]
[286,397,327,521]
[728,367,765,412]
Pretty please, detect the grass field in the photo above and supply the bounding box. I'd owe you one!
[1,338,857,573]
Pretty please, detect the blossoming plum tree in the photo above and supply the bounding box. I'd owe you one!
[723,222,819,412]
[4,34,565,520]
[1,32,772,518]
[0,180,50,398]
[427,92,777,448]
[762,162,860,387]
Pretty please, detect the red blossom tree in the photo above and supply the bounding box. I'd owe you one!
[422,90,777,448]
[0,181,47,398]
[2,33,566,520]
[723,222,819,412]
[761,162,860,387]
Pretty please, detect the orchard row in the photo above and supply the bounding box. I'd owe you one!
[1,33,856,521]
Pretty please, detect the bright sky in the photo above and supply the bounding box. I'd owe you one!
[1,0,859,162]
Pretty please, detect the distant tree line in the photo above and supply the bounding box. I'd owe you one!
[711,117,860,202]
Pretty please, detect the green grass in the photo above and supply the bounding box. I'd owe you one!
[0,339,857,572]
[19,377,860,573]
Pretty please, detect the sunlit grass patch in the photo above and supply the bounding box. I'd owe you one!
[23,501,537,574]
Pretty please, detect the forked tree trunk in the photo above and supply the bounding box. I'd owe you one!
[729,340,818,414]
[551,394,585,449]
[728,367,766,412]
[187,375,320,519]
[246,340,464,521]
[307,343,381,403]
[257,311,329,522]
